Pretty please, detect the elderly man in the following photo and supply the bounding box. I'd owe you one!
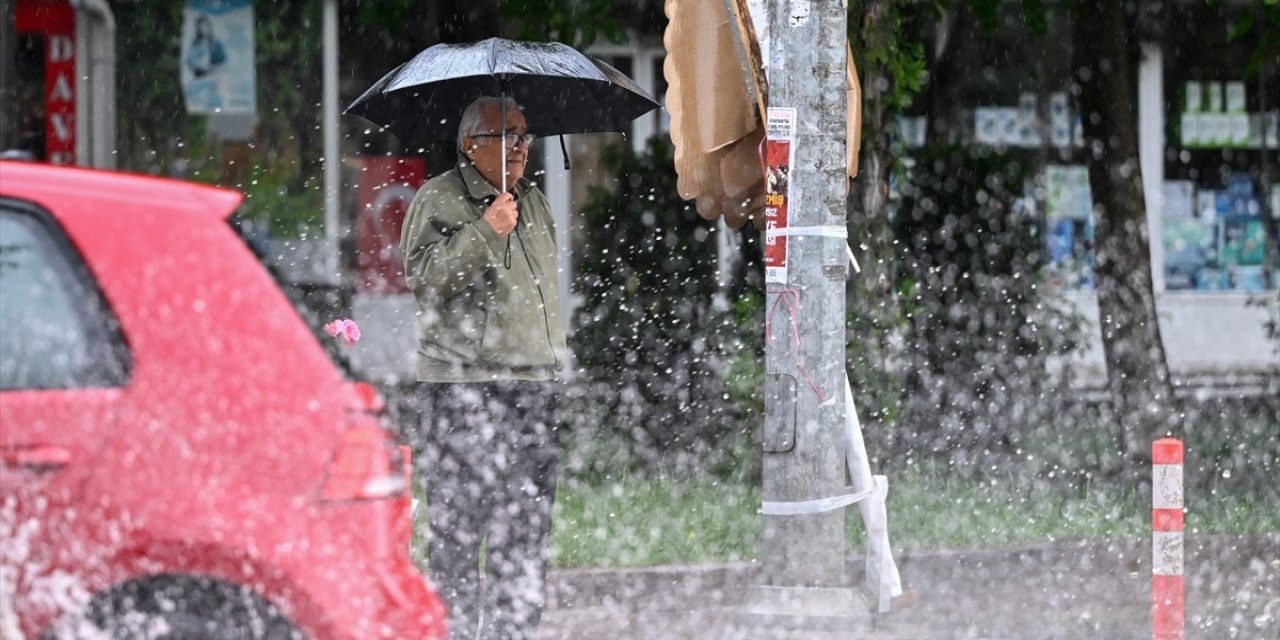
[399,96,567,640]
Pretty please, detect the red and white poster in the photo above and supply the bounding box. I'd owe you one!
[764,107,795,284]
[354,157,426,294]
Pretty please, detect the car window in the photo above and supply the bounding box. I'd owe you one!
[0,203,130,391]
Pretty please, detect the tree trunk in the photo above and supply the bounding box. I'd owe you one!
[1071,0,1177,463]
[847,0,901,447]
[923,5,979,145]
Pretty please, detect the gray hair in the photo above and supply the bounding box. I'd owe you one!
[457,96,523,152]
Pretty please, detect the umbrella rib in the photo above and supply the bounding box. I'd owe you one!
[403,88,433,150]
[433,49,465,91]
[588,82,627,135]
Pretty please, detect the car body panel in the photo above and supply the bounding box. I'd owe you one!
[0,162,445,639]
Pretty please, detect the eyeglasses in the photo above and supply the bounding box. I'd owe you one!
[473,132,536,149]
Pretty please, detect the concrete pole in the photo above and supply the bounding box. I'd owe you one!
[72,0,115,168]
[745,0,866,631]
[322,0,341,281]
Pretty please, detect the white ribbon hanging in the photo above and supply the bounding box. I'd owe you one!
[844,373,903,613]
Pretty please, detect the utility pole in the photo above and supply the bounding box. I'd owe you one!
[745,0,868,634]
[322,0,341,281]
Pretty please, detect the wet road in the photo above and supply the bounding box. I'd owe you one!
[539,534,1280,639]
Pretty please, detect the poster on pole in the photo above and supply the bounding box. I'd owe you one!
[181,0,257,115]
[764,107,796,285]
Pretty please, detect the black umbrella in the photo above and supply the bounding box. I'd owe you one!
[345,38,661,148]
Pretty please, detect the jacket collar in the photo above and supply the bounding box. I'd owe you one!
[458,161,532,201]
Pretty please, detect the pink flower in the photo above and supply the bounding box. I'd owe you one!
[324,318,361,345]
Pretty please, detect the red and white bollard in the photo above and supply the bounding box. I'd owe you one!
[1152,438,1185,640]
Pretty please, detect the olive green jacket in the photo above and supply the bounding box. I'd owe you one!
[399,162,567,382]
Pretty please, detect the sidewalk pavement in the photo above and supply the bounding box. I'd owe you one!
[539,534,1280,639]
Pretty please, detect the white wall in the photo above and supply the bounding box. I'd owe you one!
[1053,291,1279,390]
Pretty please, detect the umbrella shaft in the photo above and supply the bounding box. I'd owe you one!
[502,99,508,193]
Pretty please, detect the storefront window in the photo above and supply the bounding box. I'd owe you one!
[1161,2,1279,293]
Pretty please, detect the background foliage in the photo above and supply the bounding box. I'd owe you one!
[565,138,752,480]
[104,1,1276,491]
[115,1,328,234]
[892,146,1084,473]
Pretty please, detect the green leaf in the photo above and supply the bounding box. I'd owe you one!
[966,0,1001,31]
[1227,13,1255,41]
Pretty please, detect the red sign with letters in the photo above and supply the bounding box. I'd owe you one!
[16,0,76,165]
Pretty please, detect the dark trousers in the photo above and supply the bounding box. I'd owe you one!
[416,381,560,640]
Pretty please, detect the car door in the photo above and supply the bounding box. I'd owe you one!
[0,198,130,618]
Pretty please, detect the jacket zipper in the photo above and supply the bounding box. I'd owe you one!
[514,224,561,369]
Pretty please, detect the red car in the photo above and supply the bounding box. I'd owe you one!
[0,161,446,639]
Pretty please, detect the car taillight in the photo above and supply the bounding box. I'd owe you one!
[351,381,386,414]
[321,424,407,501]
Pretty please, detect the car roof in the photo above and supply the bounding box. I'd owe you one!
[0,161,243,219]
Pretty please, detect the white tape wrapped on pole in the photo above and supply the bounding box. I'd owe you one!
[756,376,905,611]
[760,487,873,516]
[757,369,882,515]
[764,224,848,240]
[760,226,863,275]
[844,373,903,612]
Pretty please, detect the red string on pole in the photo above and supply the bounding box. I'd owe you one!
[765,288,826,401]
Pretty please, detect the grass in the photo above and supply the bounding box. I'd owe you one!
[409,400,1280,571]
[544,466,1280,569]
[865,469,1147,552]
[550,476,759,568]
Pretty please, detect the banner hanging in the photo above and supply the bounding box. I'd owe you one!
[181,0,257,115]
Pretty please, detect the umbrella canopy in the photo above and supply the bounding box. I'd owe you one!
[346,38,661,146]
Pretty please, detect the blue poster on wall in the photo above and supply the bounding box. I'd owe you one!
[1220,215,1270,292]
[181,0,256,115]
[1163,217,1218,290]
[1044,165,1095,290]
[1162,175,1277,293]
[1046,217,1095,289]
